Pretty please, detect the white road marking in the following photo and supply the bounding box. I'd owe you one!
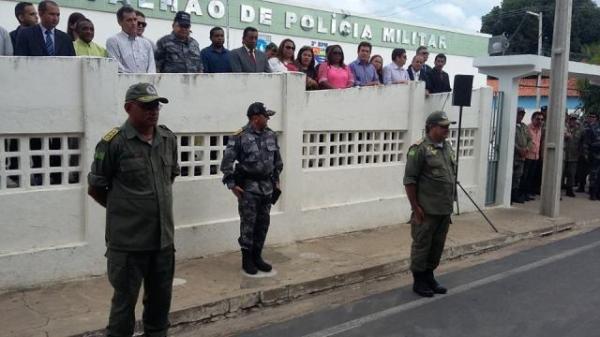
[301,239,600,337]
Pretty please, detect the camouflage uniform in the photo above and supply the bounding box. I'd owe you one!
[88,83,179,337]
[563,122,583,193]
[221,122,283,253]
[584,119,600,199]
[513,120,531,201]
[155,32,203,73]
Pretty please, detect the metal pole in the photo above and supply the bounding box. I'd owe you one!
[535,12,543,109]
[455,106,463,215]
[226,0,230,49]
[540,0,573,217]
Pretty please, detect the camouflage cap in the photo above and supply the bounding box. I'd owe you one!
[426,111,456,126]
[125,83,169,103]
[247,102,276,117]
[174,11,191,26]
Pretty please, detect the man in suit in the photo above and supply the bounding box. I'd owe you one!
[14,0,75,56]
[407,55,428,82]
[426,53,452,94]
[10,2,38,46]
[229,26,271,73]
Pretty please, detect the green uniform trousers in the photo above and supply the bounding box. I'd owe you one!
[106,248,175,337]
[410,213,451,273]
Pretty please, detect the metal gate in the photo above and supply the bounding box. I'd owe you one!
[485,91,504,205]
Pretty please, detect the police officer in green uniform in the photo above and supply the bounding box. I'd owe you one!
[404,111,456,297]
[220,102,283,275]
[87,83,180,337]
[513,107,532,203]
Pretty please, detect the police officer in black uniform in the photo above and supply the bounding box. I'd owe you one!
[220,102,283,275]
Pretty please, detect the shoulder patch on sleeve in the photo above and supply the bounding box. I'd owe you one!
[102,127,120,142]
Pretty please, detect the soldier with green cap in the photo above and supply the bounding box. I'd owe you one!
[87,82,180,337]
[403,110,456,297]
[220,102,283,275]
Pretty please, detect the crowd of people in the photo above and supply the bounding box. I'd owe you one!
[512,106,600,203]
[1,1,453,93]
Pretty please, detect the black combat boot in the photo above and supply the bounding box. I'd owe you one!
[241,249,257,275]
[425,269,448,294]
[412,271,434,297]
[590,187,598,201]
[566,187,575,197]
[253,248,272,272]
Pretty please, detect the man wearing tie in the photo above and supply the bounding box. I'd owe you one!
[229,26,271,73]
[14,0,75,56]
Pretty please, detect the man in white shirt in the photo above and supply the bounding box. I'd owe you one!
[407,55,427,82]
[383,48,409,85]
[0,25,13,55]
[106,6,155,73]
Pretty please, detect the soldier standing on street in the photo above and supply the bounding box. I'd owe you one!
[563,114,583,197]
[513,107,532,203]
[583,112,600,200]
[88,83,180,337]
[221,102,283,275]
[404,111,456,297]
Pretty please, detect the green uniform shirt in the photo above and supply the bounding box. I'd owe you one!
[403,136,456,215]
[564,126,583,162]
[515,122,532,161]
[88,121,180,251]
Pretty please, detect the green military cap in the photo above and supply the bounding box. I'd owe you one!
[125,83,169,103]
[426,111,456,127]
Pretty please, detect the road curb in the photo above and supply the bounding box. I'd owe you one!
[75,218,583,337]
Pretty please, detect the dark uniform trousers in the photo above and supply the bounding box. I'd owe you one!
[238,191,272,251]
[106,247,175,337]
[410,214,451,272]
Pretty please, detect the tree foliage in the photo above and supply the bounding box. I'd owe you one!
[577,42,600,114]
[481,0,600,59]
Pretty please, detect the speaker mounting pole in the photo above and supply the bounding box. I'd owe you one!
[452,75,498,233]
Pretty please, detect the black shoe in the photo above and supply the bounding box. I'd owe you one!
[241,249,257,275]
[576,186,585,193]
[412,272,434,297]
[253,249,272,272]
[566,188,575,197]
[425,269,448,294]
[511,190,524,204]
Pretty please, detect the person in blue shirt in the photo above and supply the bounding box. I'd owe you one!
[200,26,232,73]
[349,41,380,87]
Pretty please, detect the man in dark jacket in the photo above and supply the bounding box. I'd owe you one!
[426,53,452,94]
[14,0,75,56]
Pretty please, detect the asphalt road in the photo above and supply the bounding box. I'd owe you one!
[235,228,600,337]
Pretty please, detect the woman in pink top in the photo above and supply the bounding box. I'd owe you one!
[318,45,354,89]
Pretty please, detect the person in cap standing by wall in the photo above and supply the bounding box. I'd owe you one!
[220,102,283,275]
[155,11,203,73]
[563,114,583,197]
[583,111,600,200]
[512,107,531,203]
[87,83,179,337]
[404,111,457,297]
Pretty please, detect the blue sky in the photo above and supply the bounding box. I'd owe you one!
[285,0,600,33]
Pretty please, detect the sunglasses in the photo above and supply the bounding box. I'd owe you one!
[331,51,342,55]
[137,101,162,111]
[178,23,191,29]
[137,22,147,28]
[285,45,295,50]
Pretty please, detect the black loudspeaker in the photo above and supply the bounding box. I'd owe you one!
[452,75,474,107]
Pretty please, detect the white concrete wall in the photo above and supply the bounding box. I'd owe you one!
[0,57,492,289]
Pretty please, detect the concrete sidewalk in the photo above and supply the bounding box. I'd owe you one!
[2,196,599,337]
